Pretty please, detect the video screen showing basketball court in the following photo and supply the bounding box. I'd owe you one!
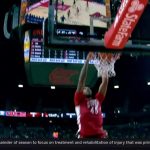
[56,0,107,28]
[20,0,108,28]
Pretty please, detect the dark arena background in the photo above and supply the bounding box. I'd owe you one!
[0,0,150,149]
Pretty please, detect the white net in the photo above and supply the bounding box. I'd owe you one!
[94,53,120,77]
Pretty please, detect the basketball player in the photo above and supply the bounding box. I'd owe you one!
[60,15,66,23]
[73,0,76,7]
[74,52,108,139]
[76,7,79,16]
[67,9,71,18]
[86,0,89,8]
[61,0,64,10]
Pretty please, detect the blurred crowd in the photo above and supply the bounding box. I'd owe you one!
[0,121,150,140]
[106,123,150,139]
[0,122,76,139]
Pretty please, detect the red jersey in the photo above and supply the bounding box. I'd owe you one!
[74,91,107,138]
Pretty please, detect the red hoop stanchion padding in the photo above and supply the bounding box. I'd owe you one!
[104,0,148,49]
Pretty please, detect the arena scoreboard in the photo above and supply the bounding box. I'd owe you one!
[24,28,97,87]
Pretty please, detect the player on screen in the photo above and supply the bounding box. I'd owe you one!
[60,15,66,23]
[74,52,108,139]
[73,0,76,6]
[67,9,71,18]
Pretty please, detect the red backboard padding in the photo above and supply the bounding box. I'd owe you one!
[104,0,148,49]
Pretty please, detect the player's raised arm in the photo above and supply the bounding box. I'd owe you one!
[76,52,94,92]
[98,71,109,97]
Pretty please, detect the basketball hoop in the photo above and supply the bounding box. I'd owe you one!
[94,52,120,77]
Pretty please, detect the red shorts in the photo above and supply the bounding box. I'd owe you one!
[79,130,108,139]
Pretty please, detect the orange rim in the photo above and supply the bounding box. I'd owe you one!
[98,52,120,62]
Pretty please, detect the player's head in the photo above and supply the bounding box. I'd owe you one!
[83,87,92,98]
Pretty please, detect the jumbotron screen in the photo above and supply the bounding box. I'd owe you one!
[56,0,108,28]
[20,0,111,42]
[20,0,110,26]
[25,29,96,64]
[24,28,97,87]
[20,0,49,25]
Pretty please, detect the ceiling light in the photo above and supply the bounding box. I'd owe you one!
[114,85,119,89]
[18,84,23,88]
[51,86,55,89]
